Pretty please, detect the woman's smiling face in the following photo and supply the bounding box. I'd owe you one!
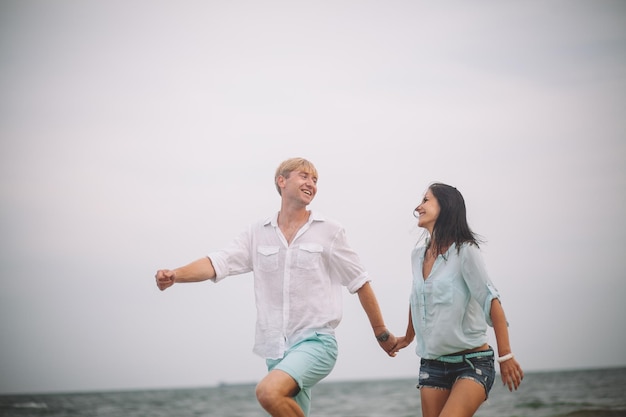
[415,189,440,233]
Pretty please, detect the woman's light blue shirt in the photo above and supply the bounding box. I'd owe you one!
[410,242,501,359]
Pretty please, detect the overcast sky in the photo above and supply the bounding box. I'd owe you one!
[1,0,625,394]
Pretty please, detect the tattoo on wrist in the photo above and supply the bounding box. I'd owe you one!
[376,330,390,342]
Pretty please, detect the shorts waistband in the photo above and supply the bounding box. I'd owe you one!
[286,328,334,349]
[435,349,494,365]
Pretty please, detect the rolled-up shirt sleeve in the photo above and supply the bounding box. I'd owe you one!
[460,244,501,327]
[328,228,371,294]
[208,227,253,282]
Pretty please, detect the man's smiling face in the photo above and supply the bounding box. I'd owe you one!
[281,169,318,205]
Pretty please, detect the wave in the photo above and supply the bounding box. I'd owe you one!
[11,401,48,409]
[554,410,626,417]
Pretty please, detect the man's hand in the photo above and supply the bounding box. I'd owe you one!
[155,269,176,291]
[376,330,399,357]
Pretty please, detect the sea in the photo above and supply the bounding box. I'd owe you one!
[1,367,625,417]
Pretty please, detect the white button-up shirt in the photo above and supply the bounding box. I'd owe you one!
[208,211,370,359]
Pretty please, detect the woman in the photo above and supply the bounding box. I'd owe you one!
[393,183,523,417]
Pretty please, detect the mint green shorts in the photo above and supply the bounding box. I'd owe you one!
[266,332,338,416]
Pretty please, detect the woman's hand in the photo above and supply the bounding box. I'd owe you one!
[388,334,414,355]
[499,357,524,391]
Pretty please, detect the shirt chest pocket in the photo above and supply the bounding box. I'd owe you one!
[257,246,280,272]
[430,279,453,305]
[296,243,323,270]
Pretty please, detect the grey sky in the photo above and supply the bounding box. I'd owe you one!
[1,1,625,394]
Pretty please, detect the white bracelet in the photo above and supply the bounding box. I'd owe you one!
[497,353,514,363]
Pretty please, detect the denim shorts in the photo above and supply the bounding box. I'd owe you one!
[266,332,338,416]
[417,348,496,399]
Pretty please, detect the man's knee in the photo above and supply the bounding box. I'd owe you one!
[255,371,300,410]
[254,382,265,407]
[255,380,275,409]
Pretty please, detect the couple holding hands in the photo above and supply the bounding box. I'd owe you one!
[155,157,523,417]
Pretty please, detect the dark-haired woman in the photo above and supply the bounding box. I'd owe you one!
[393,183,523,417]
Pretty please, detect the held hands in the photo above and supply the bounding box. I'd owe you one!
[155,269,176,291]
[376,330,398,357]
[375,329,414,357]
[384,334,414,357]
[391,335,414,353]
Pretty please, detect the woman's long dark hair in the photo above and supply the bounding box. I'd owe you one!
[427,183,481,256]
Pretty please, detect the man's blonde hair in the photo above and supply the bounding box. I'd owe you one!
[274,157,318,195]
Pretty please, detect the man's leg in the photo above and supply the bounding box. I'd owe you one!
[256,369,304,417]
[257,333,337,416]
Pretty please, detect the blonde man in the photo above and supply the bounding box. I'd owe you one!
[155,157,396,417]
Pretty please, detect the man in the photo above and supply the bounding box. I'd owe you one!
[155,157,397,417]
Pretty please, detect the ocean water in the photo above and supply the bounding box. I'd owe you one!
[1,367,625,417]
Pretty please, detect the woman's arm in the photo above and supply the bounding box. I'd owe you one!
[491,298,524,391]
[392,306,415,353]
